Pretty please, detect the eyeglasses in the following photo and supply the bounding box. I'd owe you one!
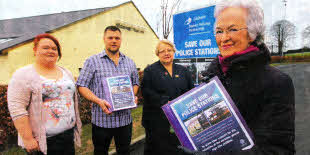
[158,49,174,54]
[215,27,248,37]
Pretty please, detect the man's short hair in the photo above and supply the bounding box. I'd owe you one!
[104,26,121,34]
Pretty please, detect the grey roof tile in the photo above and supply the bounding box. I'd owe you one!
[0,7,111,52]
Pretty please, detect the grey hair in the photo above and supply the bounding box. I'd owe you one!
[214,0,265,45]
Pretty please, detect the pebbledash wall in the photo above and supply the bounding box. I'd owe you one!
[0,1,159,84]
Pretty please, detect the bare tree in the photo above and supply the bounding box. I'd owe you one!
[270,20,296,56]
[157,0,182,39]
[302,26,310,48]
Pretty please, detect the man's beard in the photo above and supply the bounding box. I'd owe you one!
[107,47,119,54]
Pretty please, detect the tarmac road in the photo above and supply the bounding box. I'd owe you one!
[277,63,310,155]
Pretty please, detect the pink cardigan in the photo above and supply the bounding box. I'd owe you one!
[7,65,82,154]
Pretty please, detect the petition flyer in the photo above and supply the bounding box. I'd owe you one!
[162,76,254,151]
[104,75,136,111]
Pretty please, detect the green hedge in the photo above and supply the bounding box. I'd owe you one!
[0,85,17,151]
[271,55,310,63]
[79,96,92,124]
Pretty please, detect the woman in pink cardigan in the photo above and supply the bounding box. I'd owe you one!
[7,33,82,155]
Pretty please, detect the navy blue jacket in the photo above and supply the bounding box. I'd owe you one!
[141,61,194,128]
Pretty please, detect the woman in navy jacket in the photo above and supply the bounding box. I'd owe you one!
[141,40,194,155]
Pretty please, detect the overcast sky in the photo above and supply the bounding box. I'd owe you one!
[0,0,309,49]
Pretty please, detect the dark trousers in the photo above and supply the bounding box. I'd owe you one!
[144,126,180,155]
[92,123,132,155]
[26,128,74,155]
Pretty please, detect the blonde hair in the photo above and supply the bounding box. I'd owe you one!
[155,40,176,56]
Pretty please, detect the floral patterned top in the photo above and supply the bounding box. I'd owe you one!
[41,69,76,137]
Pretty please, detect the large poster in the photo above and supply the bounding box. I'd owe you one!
[173,5,220,85]
[173,5,219,59]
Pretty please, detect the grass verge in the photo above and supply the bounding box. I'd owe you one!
[270,61,310,67]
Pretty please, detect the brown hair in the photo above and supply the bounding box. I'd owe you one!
[104,26,121,34]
